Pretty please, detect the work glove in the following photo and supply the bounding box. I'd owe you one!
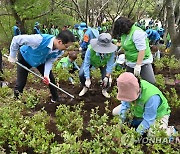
[102,76,109,88]
[8,56,17,63]
[79,47,82,51]
[109,75,112,87]
[85,78,91,88]
[43,76,50,85]
[134,64,141,76]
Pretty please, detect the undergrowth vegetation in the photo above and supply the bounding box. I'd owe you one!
[0,50,179,153]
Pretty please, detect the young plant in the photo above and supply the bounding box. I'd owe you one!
[25,110,55,153]
[55,102,84,137]
[155,74,166,90]
[21,88,40,109]
[165,88,180,108]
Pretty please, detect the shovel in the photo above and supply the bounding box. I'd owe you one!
[4,54,74,99]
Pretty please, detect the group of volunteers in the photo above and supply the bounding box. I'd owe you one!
[5,16,177,137]
[135,18,179,59]
[13,21,69,36]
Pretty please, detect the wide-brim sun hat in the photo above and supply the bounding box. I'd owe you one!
[78,22,88,30]
[90,33,118,53]
[117,72,140,102]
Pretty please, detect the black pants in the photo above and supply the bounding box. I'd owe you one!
[126,64,156,85]
[14,52,58,100]
[0,50,4,81]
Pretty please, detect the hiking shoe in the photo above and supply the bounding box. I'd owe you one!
[50,97,61,103]
[0,81,8,87]
[102,89,110,98]
[79,87,88,96]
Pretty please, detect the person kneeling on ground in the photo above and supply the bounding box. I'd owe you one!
[79,33,117,98]
[112,72,176,136]
[56,51,80,84]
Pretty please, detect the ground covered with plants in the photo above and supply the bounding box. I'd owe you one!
[0,49,180,153]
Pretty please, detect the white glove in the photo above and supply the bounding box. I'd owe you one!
[79,47,82,51]
[134,64,141,76]
[103,76,109,88]
[85,79,91,88]
[109,75,112,87]
[8,56,17,63]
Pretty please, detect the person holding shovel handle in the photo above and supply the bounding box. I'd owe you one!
[8,30,75,103]
[79,33,117,98]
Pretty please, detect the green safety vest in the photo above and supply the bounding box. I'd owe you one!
[56,57,73,69]
[55,29,59,36]
[166,33,171,41]
[132,80,171,119]
[121,24,151,62]
[42,28,48,34]
[89,45,112,68]
[50,28,55,35]
[72,29,79,37]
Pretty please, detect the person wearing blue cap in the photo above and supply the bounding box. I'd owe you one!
[34,22,41,34]
[157,27,164,38]
[146,29,160,45]
[13,21,21,36]
[79,22,99,59]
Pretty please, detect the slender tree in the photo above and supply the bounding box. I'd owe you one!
[166,0,180,58]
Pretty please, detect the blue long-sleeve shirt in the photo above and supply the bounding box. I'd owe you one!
[119,95,161,134]
[10,34,63,76]
[80,28,96,50]
[83,48,115,79]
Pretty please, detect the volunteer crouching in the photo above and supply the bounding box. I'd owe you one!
[113,72,176,136]
[79,33,117,98]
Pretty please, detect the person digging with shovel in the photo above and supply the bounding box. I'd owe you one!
[8,30,75,103]
[79,33,117,98]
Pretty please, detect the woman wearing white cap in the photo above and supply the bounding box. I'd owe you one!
[112,72,176,136]
[79,33,117,98]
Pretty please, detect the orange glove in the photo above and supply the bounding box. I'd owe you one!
[43,76,50,85]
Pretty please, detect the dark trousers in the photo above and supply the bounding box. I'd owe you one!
[14,52,58,100]
[79,62,106,87]
[0,50,4,81]
[126,63,155,84]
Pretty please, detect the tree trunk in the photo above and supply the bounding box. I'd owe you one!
[127,0,138,18]
[85,0,89,24]
[8,0,26,33]
[166,0,180,58]
[175,5,180,25]
[171,31,180,58]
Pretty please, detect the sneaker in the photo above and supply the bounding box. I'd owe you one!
[79,87,88,96]
[0,81,8,87]
[50,97,61,103]
[2,81,8,87]
[102,89,110,98]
